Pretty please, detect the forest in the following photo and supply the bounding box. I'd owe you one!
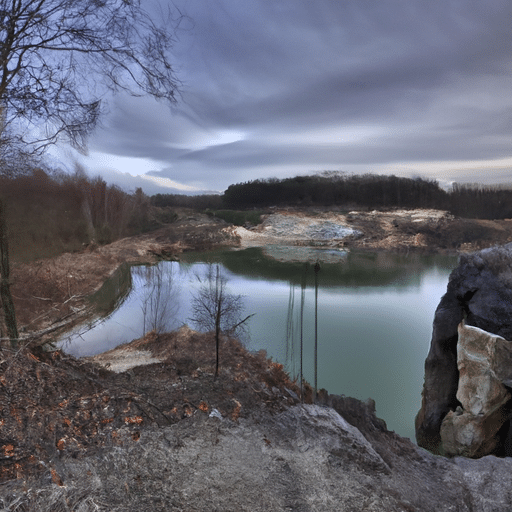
[152,173,512,220]
[1,168,159,263]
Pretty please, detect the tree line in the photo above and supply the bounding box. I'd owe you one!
[0,167,156,263]
[448,182,512,220]
[151,193,223,210]
[151,173,512,220]
[223,174,446,210]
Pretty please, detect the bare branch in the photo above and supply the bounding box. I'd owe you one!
[0,0,183,157]
[227,313,255,336]
[189,263,252,379]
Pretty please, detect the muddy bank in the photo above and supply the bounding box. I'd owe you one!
[343,209,512,253]
[9,211,238,340]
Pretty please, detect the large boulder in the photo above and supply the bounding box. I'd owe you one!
[440,323,512,457]
[416,244,512,456]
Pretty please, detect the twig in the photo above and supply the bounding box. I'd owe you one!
[62,294,85,305]
[50,306,87,325]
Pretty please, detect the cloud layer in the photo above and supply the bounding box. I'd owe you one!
[85,0,512,192]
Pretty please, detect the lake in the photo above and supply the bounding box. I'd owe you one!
[58,246,457,441]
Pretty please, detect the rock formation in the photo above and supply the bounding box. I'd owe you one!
[416,243,512,456]
[440,323,512,457]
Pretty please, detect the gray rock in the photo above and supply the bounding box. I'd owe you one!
[454,456,512,512]
[5,399,512,510]
[416,244,512,455]
[208,408,223,420]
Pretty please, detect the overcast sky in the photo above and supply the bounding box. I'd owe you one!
[65,0,512,195]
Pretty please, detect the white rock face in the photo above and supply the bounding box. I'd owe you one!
[440,323,512,457]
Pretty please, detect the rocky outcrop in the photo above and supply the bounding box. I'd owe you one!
[440,323,512,457]
[416,244,512,456]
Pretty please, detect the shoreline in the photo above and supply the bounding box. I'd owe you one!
[8,206,512,345]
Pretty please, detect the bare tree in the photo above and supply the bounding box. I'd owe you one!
[190,264,253,380]
[0,0,183,346]
[134,263,180,336]
[0,0,182,155]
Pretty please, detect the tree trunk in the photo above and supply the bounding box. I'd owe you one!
[214,303,221,380]
[0,199,18,348]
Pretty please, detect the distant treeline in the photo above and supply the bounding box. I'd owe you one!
[151,173,512,220]
[223,174,445,210]
[448,182,512,220]
[151,193,223,210]
[1,168,160,262]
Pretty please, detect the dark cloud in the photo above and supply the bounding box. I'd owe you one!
[79,0,512,192]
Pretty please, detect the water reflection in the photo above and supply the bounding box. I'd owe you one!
[182,247,455,289]
[132,264,180,335]
[59,262,183,356]
[59,247,457,441]
[88,262,132,314]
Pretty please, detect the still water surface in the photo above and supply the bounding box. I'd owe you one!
[59,247,457,441]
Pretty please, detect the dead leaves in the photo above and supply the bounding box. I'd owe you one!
[2,444,14,458]
[124,416,143,425]
[232,399,242,421]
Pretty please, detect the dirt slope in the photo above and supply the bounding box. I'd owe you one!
[8,211,237,338]
[234,208,512,254]
[0,329,303,483]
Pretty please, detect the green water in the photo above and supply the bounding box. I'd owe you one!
[59,247,457,441]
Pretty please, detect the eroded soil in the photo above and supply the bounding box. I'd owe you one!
[235,208,512,254]
[0,328,305,483]
[342,209,512,253]
[10,210,237,338]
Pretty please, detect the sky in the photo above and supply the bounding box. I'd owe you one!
[57,0,512,195]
